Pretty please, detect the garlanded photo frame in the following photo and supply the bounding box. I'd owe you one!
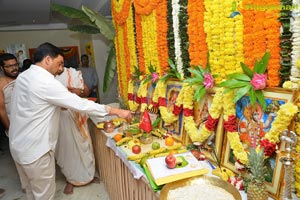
[184,89,225,162]
[161,80,184,142]
[221,88,294,199]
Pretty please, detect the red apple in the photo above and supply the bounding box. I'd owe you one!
[132,145,141,154]
[165,154,176,169]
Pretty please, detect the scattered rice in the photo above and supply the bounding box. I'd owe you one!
[167,184,235,200]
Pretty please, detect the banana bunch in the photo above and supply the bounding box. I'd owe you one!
[116,137,132,146]
[112,117,127,127]
[150,128,167,138]
[212,167,235,181]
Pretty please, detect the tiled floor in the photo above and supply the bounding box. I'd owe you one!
[0,135,110,200]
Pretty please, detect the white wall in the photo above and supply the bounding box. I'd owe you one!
[0,29,118,103]
[0,29,82,57]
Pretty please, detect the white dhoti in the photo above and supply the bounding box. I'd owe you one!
[55,67,95,186]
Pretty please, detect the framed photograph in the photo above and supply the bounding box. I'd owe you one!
[221,88,294,199]
[161,80,184,141]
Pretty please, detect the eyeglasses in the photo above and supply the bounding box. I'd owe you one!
[3,63,19,68]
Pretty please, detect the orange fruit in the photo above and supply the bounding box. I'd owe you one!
[113,133,123,142]
[165,137,175,146]
[168,149,178,155]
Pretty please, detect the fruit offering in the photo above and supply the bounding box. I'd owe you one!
[165,154,176,169]
[132,145,141,154]
[165,137,175,146]
[151,142,160,150]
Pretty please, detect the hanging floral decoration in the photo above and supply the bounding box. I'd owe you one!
[219,52,270,111]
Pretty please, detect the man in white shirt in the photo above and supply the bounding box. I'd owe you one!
[9,42,131,200]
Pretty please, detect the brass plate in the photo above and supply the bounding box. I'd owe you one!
[160,175,242,200]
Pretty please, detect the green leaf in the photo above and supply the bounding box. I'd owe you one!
[184,77,203,85]
[168,58,177,70]
[206,52,211,72]
[82,5,115,41]
[233,85,251,102]
[227,73,251,81]
[188,67,204,79]
[69,25,100,34]
[51,3,94,26]
[218,79,250,88]
[152,117,161,128]
[241,62,253,78]
[248,87,256,105]
[194,86,206,102]
[255,90,267,111]
[254,52,270,74]
[103,46,116,92]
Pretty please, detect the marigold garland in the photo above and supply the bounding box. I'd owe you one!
[151,80,182,124]
[187,0,207,67]
[128,80,139,111]
[135,13,146,73]
[134,0,161,15]
[184,87,223,143]
[156,0,169,75]
[127,5,138,75]
[111,0,131,25]
[136,80,149,112]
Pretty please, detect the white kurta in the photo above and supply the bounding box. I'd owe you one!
[55,67,95,185]
[9,65,109,165]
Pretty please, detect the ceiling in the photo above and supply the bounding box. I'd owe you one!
[0,0,111,30]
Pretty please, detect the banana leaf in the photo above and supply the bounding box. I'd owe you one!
[240,62,253,78]
[103,46,116,92]
[69,25,100,34]
[227,73,251,81]
[51,3,94,26]
[233,85,252,103]
[82,5,115,41]
[253,52,270,74]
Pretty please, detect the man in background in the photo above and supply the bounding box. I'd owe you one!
[55,66,97,194]
[9,42,131,200]
[78,54,99,99]
[0,53,20,198]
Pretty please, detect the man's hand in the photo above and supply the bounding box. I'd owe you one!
[108,107,132,123]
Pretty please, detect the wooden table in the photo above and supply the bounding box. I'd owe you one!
[88,120,159,200]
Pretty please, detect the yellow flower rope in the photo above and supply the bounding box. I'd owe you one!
[128,80,139,111]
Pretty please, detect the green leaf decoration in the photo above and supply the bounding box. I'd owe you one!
[184,77,203,85]
[103,46,116,92]
[51,3,94,26]
[227,73,251,81]
[69,25,100,34]
[188,67,205,79]
[82,5,115,41]
[168,58,177,70]
[194,85,205,102]
[241,62,253,78]
[248,87,256,105]
[218,79,250,88]
[233,85,251,103]
[254,52,270,74]
[255,90,267,111]
[151,117,161,128]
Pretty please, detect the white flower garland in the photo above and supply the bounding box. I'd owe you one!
[172,0,184,77]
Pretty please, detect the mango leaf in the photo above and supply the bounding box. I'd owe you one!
[233,85,251,103]
[69,25,100,34]
[194,85,206,102]
[168,58,177,70]
[241,62,253,78]
[82,5,115,41]
[188,67,204,79]
[254,52,270,74]
[184,77,203,85]
[51,3,94,26]
[223,88,233,94]
[218,79,250,88]
[255,90,267,111]
[248,87,256,105]
[152,117,161,128]
[103,46,116,92]
[227,73,251,81]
